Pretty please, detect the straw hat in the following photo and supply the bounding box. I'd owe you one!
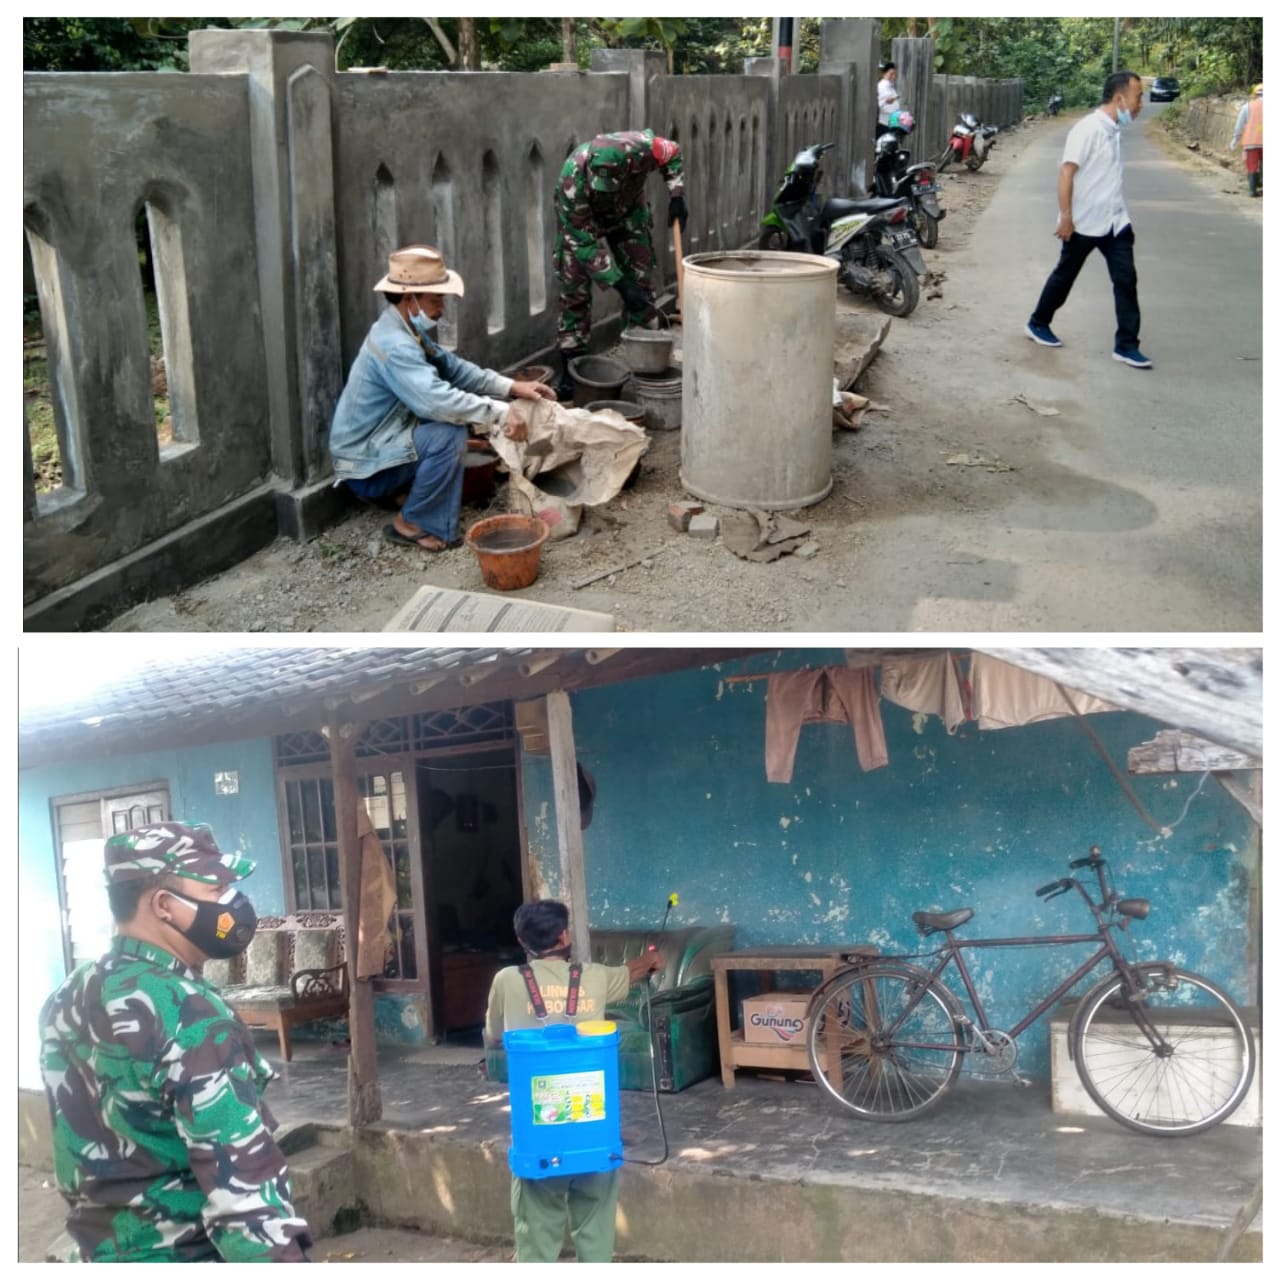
[373,244,465,296]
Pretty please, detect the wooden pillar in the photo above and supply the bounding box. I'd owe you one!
[546,690,591,960]
[327,714,381,1128]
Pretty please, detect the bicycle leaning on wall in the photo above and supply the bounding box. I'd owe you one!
[805,847,1257,1136]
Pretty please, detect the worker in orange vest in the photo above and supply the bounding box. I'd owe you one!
[1230,84,1263,198]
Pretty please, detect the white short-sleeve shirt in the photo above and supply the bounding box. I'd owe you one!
[878,77,900,126]
[1061,109,1130,237]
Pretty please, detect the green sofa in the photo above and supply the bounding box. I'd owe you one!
[486,923,736,1092]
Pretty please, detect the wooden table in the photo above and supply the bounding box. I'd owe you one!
[712,945,878,1088]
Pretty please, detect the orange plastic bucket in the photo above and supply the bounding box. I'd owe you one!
[464,514,551,590]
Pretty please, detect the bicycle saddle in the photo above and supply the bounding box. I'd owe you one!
[913,908,973,935]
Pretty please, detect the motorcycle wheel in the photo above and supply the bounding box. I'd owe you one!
[870,246,919,317]
[758,226,788,251]
[966,151,986,172]
[915,208,939,250]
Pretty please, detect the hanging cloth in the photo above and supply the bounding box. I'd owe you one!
[765,667,888,783]
[878,652,969,733]
[969,654,1118,730]
[355,804,400,979]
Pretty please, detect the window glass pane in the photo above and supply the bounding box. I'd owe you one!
[390,772,408,837]
[398,912,417,979]
[301,781,322,843]
[291,848,307,904]
[307,849,326,907]
[325,846,341,908]
[286,781,304,843]
[394,843,413,908]
[320,778,336,842]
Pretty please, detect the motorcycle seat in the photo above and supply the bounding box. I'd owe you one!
[821,196,904,225]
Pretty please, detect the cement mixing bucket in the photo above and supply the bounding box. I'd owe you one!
[680,251,836,510]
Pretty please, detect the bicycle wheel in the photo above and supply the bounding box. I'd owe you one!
[1073,964,1256,1136]
[807,963,964,1121]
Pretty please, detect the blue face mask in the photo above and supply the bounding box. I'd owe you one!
[1116,107,1133,126]
[409,306,436,337]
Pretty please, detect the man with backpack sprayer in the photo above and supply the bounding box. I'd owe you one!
[486,900,663,1262]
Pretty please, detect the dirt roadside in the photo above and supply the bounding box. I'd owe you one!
[103,113,1235,635]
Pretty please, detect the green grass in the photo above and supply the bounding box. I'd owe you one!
[25,292,171,495]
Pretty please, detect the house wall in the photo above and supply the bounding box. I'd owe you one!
[521,651,1257,1082]
[18,737,282,1088]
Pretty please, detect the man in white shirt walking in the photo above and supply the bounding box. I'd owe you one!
[877,63,900,128]
[1026,70,1151,370]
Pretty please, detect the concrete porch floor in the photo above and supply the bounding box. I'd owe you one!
[269,1035,1262,1261]
[20,1034,1262,1262]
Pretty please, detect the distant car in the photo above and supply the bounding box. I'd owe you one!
[1149,77,1181,102]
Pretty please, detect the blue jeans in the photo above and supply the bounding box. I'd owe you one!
[345,419,468,543]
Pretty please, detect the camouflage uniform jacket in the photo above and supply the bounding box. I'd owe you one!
[39,934,311,1263]
[557,129,684,286]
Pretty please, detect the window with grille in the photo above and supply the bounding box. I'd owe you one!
[280,768,418,982]
[282,776,341,910]
[275,704,513,766]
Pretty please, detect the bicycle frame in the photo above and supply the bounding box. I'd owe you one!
[911,929,1125,1048]
[873,855,1156,1053]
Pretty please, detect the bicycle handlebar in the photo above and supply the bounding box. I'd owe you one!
[1035,878,1070,897]
[1069,843,1104,867]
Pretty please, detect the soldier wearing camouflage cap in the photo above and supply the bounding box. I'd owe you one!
[38,822,312,1262]
[553,129,687,398]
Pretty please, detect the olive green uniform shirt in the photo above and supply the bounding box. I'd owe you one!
[484,957,632,1045]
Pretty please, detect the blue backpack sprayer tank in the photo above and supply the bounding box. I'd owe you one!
[503,894,678,1178]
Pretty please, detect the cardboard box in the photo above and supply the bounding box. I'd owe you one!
[741,993,811,1045]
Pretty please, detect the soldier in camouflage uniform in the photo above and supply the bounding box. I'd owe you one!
[553,128,688,398]
[38,822,312,1263]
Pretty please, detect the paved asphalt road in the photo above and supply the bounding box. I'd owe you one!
[813,103,1263,632]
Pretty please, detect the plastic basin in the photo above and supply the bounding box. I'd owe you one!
[464,514,550,590]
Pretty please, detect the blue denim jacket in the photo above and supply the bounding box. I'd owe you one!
[328,307,513,480]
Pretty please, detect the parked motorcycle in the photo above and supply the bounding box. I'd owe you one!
[759,141,923,317]
[873,113,945,249]
[938,112,1000,172]
[1047,93,1064,118]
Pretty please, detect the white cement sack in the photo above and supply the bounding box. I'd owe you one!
[491,400,650,540]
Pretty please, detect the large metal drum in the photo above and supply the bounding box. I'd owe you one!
[680,250,836,510]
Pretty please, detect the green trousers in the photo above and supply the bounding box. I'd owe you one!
[510,1169,620,1263]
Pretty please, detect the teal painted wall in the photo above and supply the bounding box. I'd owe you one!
[521,652,1257,1082]
[18,738,283,1088]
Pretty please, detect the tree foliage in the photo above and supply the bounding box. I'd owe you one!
[23,15,1263,98]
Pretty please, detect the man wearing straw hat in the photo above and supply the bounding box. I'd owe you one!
[330,245,557,552]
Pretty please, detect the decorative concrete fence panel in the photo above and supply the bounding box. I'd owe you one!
[23,72,271,612]
[332,71,627,374]
[778,74,843,189]
[651,74,771,264]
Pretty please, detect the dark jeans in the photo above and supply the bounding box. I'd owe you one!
[344,419,468,542]
[1031,224,1141,353]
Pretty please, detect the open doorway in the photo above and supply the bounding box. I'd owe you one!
[416,745,525,1040]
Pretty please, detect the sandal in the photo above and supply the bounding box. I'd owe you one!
[382,523,461,553]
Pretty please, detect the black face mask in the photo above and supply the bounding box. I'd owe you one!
[163,888,258,959]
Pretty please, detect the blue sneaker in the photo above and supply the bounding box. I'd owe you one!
[1025,321,1062,347]
[1113,349,1152,369]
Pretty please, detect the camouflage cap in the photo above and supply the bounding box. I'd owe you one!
[103,822,256,887]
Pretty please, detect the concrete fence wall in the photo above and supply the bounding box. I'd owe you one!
[22,23,1019,627]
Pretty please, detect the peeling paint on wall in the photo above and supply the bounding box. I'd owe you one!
[518,650,1254,1083]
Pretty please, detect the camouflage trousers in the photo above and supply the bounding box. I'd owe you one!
[555,204,656,354]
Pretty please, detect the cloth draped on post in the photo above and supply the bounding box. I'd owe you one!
[764,667,888,783]
[355,805,399,980]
